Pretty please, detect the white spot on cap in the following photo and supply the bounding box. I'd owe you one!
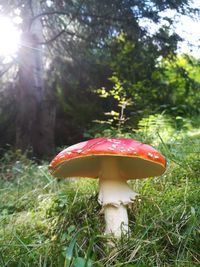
[113,140,121,144]
[107,139,121,144]
[77,150,82,153]
[148,152,153,158]
[111,144,117,148]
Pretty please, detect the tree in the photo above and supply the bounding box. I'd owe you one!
[15,1,52,156]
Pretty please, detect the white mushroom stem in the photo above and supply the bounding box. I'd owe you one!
[98,157,138,238]
[104,204,128,237]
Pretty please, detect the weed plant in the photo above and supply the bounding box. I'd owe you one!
[0,115,199,266]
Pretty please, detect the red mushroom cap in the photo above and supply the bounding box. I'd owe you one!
[49,137,167,179]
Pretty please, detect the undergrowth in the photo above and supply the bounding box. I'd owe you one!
[0,115,199,267]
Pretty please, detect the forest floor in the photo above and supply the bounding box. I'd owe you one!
[0,116,200,267]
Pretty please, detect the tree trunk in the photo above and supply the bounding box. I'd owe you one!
[16,3,55,157]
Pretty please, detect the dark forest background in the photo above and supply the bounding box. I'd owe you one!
[0,0,200,158]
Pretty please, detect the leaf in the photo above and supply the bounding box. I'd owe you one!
[63,228,86,267]
[63,237,77,267]
[74,257,93,267]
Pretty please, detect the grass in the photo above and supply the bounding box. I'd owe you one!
[0,117,200,267]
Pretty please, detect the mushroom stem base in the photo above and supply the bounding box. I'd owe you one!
[104,204,128,237]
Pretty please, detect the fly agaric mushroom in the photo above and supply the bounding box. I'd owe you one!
[49,137,166,237]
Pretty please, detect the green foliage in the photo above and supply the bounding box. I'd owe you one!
[0,116,200,266]
[156,55,200,115]
[89,42,200,142]
[95,74,133,128]
[112,37,200,115]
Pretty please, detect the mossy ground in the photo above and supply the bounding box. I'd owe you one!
[0,120,199,267]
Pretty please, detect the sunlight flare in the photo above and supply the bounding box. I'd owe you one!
[0,16,21,57]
